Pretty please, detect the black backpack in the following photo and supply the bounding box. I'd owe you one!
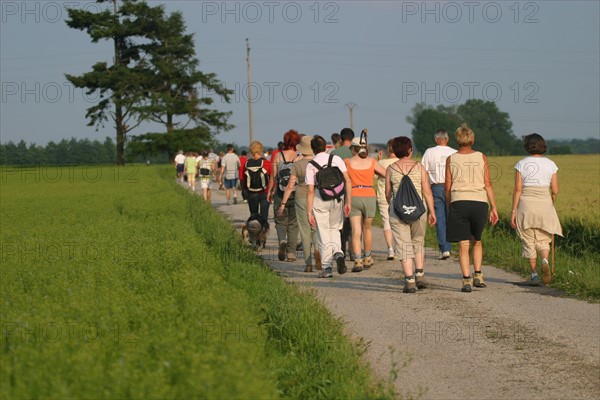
[276,153,296,198]
[245,158,268,192]
[310,155,346,202]
[392,162,426,222]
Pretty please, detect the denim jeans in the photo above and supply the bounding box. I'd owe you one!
[431,184,451,253]
[248,192,270,222]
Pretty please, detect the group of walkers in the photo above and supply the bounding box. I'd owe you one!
[176,125,562,293]
[174,145,251,205]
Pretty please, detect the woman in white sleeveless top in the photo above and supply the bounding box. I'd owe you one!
[510,133,562,286]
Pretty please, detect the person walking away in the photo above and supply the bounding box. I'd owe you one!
[421,129,457,260]
[239,150,249,203]
[268,130,301,262]
[327,133,341,153]
[445,124,499,292]
[174,150,186,183]
[207,150,220,189]
[198,150,216,203]
[270,141,284,163]
[217,151,225,190]
[385,137,436,293]
[345,136,386,272]
[221,144,241,205]
[241,141,271,221]
[376,139,399,260]
[330,127,355,259]
[277,135,322,272]
[510,133,563,285]
[306,135,352,278]
[184,152,198,191]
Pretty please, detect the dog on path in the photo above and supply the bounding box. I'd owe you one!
[242,214,269,253]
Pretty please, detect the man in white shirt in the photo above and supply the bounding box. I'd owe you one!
[220,144,241,205]
[306,135,352,278]
[421,129,457,259]
[174,150,186,183]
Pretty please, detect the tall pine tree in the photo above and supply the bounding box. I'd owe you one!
[65,0,232,164]
[141,10,233,133]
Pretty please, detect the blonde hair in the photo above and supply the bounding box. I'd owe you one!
[249,141,264,157]
[455,123,475,146]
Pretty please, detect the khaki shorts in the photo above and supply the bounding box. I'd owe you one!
[350,196,376,218]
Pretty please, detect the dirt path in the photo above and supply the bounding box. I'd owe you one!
[205,187,600,399]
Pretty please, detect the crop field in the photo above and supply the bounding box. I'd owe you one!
[0,165,392,399]
[486,154,600,226]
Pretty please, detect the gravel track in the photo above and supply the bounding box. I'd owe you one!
[208,187,599,400]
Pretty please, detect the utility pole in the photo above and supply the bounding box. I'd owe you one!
[246,38,254,144]
[113,0,125,164]
[345,102,357,131]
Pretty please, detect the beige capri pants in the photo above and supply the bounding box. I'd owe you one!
[377,198,392,230]
[516,226,552,259]
[389,210,427,261]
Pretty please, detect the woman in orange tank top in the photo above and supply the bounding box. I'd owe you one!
[344,137,386,272]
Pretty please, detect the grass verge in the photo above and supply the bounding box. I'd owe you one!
[1,165,394,399]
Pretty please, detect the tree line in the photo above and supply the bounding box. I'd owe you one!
[2,130,595,166]
[0,138,116,165]
[0,135,243,165]
[408,99,598,155]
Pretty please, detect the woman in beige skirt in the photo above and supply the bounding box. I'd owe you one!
[510,133,563,285]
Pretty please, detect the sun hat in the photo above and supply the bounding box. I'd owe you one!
[297,135,314,155]
[351,137,367,147]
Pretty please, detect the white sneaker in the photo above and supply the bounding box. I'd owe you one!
[439,251,451,260]
[387,248,395,260]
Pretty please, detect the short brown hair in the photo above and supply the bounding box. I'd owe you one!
[523,133,547,155]
[310,135,327,154]
[455,123,475,146]
[391,136,412,158]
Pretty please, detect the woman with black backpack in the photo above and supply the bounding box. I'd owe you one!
[268,130,301,262]
[385,136,436,293]
[240,141,271,222]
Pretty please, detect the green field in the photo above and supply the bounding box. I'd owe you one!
[0,165,393,399]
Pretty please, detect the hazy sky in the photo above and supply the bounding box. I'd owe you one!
[1,0,599,148]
